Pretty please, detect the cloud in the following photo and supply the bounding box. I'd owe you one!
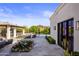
[0,8,50,26]
[0,7,22,19]
[42,10,53,18]
[0,7,13,14]
[0,8,4,12]
[25,14,34,18]
[24,13,44,19]
[4,7,13,13]
[0,12,17,18]
[0,12,50,26]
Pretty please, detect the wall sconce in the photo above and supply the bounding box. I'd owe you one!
[76,21,79,30]
[54,26,56,30]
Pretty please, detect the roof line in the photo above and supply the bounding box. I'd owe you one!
[50,3,66,20]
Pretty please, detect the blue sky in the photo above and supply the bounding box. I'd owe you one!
[0,3,59,27]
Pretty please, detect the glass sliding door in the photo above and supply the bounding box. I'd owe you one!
[58,23,62,47]
[67,19,74,53]
[62,21,67,50]
[58,18,74,53]
[58,22,63,48]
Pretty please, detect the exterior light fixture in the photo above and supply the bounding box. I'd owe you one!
[76,21,79,30]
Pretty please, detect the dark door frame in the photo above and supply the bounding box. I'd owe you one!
[57,18,74,53]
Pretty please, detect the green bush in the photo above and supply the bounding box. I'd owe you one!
[64,50,71,56]
[45,36,56,44]
[11,40,34,52]
[64,50,79,56]
[72,52,79,56]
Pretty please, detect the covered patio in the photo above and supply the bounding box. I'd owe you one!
[0,22,25,39]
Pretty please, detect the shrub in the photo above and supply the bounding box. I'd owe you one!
[0,41,6,48]
[32,34,36,38]
[64,50,79,56]
[72,52,79,56]
[0,39,13,49]
[45,36,56,44]
[64,50,71,56]
[6,39,13,44]
[24,35,31,39]
[11,40,34,52]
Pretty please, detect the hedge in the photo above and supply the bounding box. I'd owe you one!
[45,36,56,44]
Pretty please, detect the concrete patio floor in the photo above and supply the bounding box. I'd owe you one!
[0,36,64,56]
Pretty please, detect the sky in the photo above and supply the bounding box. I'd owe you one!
[0,3,59,27]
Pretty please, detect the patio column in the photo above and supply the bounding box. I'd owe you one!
[13,27,16,38]
[6,26,10,39]
[22,29,25,35]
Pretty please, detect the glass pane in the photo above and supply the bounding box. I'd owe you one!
[68,20,74,37]
[63,22,67,36]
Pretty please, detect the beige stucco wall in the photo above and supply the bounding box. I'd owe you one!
[50,3,79,52]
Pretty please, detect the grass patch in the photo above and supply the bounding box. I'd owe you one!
[64,50,79,56]
[45,36,56,44]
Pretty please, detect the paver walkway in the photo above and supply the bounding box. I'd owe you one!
[0,36,64,56]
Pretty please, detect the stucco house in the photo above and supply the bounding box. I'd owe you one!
[50,3,79,53]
